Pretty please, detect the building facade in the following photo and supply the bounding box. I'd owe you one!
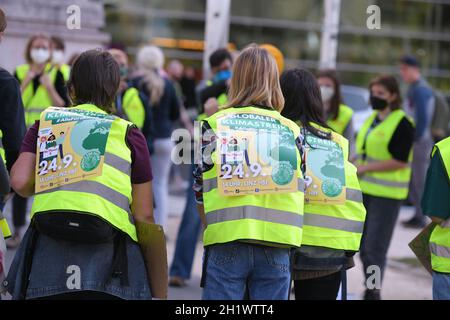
[105,0,450,91]
[0,0,110,73]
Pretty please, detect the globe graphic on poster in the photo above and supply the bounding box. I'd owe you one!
[70,119,111,171]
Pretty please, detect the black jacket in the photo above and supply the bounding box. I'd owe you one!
[0,67,26,171]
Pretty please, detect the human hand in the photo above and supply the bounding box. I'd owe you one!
[23,70,36,83]
[356,165,367,176]
[39,73,53,89]
[204,98,219,116]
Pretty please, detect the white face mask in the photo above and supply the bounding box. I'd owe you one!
[30,48,50,64]
[320,86,335,102]
[52,50,64,64]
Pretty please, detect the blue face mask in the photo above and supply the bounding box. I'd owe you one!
[214,70,232,82]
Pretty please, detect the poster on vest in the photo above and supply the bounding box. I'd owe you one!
[35,107,114,193]
[304,133,346,204]
[216,112,298,196]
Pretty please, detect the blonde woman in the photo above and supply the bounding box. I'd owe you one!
[194,45,305,300]
[133,46,181,231]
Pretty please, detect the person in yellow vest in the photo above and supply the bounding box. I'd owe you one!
[108,48,147,131]
[14,33,69,128]
[5,50,154,300]
[280,68,366,300]
[421,136,450,300]
[50,36,70,82]
[10,33,68,250]
[355,75,415,300]
[195,45,305,300]
[317,70,355,158]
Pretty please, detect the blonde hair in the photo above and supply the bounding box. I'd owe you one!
[227,44,284,111]
[136,45,165,105]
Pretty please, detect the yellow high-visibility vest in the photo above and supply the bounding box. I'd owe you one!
[121,87,146,130]
[31,104,137,241]
[429,137,450,273]
[16,63,58,127]
[355,110,413,200]
[201,106,305,247]
[327,104,353,135]
[301,124,366,251]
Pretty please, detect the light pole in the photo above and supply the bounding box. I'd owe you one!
[319,0,341,70]
[203,0,231,79]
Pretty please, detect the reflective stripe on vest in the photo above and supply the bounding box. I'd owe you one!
[16,64,58,127]
[327,104,353,135]
[430,242,450,259]
[31,104,137,241]
[429,137,450,273]
[38,180,134,224]
[201,106,304,247]
[355,110,412,200]
[355,154,411,168]
[430,224,450,273]
[359,175,409,188]
[206,206,303,228]
[303,212,364,233]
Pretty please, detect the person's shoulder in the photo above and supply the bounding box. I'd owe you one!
[395,114,415,137]
[279,115,301,132]
[339,103,354,115]
[413,79,433,94]
[399,113,414,128]
[0,67,20,89]
[125,125,147,149]
[128,75,145,89]
[0,67,14,80]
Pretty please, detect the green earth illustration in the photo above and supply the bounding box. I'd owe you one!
[321,150,345,186]
[81,150,101,171]
[82,121,111,155]
[271,161,294,185]
[70,119,112,172]
[322,178,343,197]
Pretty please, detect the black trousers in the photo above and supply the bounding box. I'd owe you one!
[12,193,28,228]
[359,194,402,285]
[294,272,342,300]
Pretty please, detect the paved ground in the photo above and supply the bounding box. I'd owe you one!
[3,186,432,300]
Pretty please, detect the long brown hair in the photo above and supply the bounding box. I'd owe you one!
[316,69,342,120]
[227,44,284,111]
[369,75,402,110]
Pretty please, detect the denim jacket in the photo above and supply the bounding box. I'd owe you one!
[4,227,152,300]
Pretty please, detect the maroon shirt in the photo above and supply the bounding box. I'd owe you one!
[21,121,153,183]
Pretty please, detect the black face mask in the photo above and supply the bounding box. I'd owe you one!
[370,95,389,110]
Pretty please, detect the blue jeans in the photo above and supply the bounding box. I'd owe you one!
[433,272,450,300]
[202,242,291,300]
[169,165,202,279]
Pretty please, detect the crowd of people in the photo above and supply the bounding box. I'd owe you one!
[0,7,448,301]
